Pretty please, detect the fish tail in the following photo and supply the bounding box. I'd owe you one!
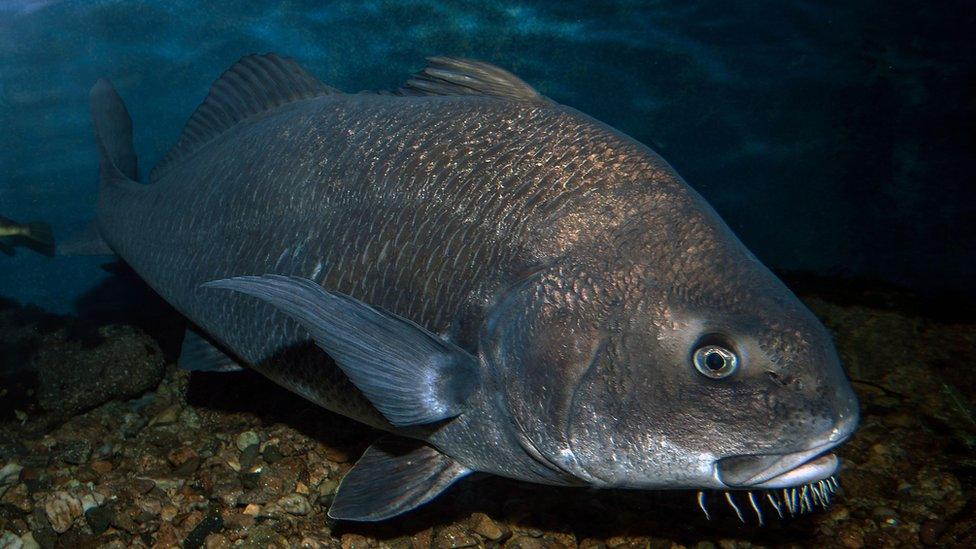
[89,79,139,185]
[23,222,55,257]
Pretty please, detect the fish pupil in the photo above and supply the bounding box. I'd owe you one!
[705,352,726,371]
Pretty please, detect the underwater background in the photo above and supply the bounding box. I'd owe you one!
[1,1,974,548]
[1,0,974,312]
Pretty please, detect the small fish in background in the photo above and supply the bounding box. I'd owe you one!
[0,216,54,257]
[86,54,859,522]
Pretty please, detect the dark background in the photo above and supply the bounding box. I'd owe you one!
[1,0,973,313]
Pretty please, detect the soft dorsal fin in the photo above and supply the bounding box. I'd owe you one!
[151,53,338,182]
[397,57,547,103]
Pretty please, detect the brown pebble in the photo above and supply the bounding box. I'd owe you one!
[434,524,479,549]
[166,445,199,469]
[837,526,865,549]
[205,533,232,549]
[90,460,113,475]
[44,491,83,533]
[411,528,434,549]
[470,512,509,541]
[341,533,373,549]
[505,536,547,549]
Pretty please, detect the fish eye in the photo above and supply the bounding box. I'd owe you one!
[692,342,738,379]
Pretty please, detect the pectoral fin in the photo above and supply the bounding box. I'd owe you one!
[202,275,480,427]
[329,438,470,521]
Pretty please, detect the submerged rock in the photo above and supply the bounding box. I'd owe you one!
[33,325,166,420]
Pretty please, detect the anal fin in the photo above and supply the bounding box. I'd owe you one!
[179,327,245,373]
[329,438,470,521]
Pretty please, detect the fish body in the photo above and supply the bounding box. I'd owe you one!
[89,55,858,520]
[0,216,53,256]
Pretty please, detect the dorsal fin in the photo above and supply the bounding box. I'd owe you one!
[151,53,338,182]
[397,57,547,103]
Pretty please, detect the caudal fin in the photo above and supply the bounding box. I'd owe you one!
[23,222,55,257]
[89,79,139,183]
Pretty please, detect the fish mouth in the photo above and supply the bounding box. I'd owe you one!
[715,439,846,489]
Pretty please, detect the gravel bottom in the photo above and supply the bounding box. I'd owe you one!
[0,288,973,548]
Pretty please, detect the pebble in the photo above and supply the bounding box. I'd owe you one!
[0,462,23,496]
[236,431,260,451]
[204,533,232,549]
[167,445,201,474]
[89,460,113,475]
[183,507,224,549]
[470,512,509,541]
[85,505,113,535]
[43,491,83,533]
[277,493,312,516]
[57,440,92,465]
[504,536,547,549]
[340,533,372,549]
[0,531,23,549]
[0,482,31,513]
[150,404,182,427]
[434,525,479,549]
[19,533,41,549]
[836,525,865,549]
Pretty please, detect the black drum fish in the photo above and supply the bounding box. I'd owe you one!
[88,54,859,521]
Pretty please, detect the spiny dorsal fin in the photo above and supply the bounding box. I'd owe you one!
[151,53,338,182]
[397,57,547,103]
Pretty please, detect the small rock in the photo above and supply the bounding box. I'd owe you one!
[0,531,23,549]
[504,536,546,549]
[277,493,311,516]
[183,507,224,549]
[239,443,260,469]
[128,477,156,495]
[341,533,372,549]
[261,444,284,463]
[150,404,182,426]
[0,462,23,497]
[180,407,201,429]
[470,513,509,541]
[167,445,201,474]
[434,525,479,549]
[837,525,865,549]
[0,482,31,513]
[236,431,260,451]
[85,505,113,535]
[317,478,339,503]
[204,533,232,549]
[57,440,92,465]
[411,528,433,549]
[120,412,147,437]
[34,325,166,419]
[243,504,261,516]
[43,491,83,533]
[89,460,113,475]
[19,533,40,549]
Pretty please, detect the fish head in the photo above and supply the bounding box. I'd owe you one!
[484,191,859,492]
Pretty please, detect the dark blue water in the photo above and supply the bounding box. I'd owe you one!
[1,0,973,313]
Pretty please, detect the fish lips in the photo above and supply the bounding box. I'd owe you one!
[715,437,849,489]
